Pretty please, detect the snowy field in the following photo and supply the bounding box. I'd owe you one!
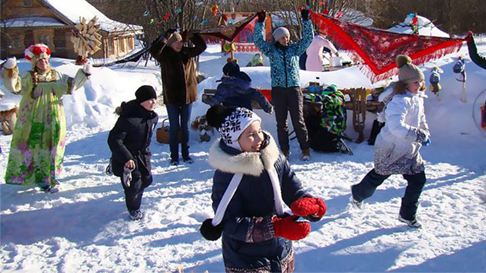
[1,42,486,272]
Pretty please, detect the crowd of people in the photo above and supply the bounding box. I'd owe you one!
[2,9,485,273]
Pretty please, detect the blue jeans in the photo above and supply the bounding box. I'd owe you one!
[166,103,192,160]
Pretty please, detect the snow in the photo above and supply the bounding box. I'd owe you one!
[41,0,142,32]
[1,42,486,272]
[388,15,450,38]
[2,17,65,28]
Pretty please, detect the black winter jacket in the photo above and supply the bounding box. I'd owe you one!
[207,133,308,272]
[107,100,158,177]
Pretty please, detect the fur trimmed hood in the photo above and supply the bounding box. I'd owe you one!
[208,132,280,176]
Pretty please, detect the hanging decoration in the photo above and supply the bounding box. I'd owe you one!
[310,11,465,83]
[200,19,209,26]
[211,5,218,16]
[164,12,170,21]
[150,18,155,24]
[176,8,182,14]
[71,16,102,65]
[223,42,237,63]
[144,10,150,16]
[335,11,343,18]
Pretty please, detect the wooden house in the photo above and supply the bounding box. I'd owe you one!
[0,0,143,60]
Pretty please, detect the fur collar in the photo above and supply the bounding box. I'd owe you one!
[208,133,280,176]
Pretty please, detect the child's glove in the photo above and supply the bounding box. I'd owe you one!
[122,166,134,188]
[291,197,327,222]
[272,215,310,240]
[415,128,430,143]
[422,138,431,147]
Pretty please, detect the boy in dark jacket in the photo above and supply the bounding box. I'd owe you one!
[108,85,159,220]
[201,105,326,272]
[209,61,273,113]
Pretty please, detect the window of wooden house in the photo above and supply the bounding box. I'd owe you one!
[108,38,115,56]
[39,34,50,46]
[23,0,32,6]
[34,30,55,52]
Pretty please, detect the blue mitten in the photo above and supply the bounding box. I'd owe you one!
[422,138,431,146]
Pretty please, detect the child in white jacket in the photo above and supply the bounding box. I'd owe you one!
[351,55,430,228]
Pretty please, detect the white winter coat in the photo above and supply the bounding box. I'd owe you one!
[374,90,429,175]
[305,35,338,72]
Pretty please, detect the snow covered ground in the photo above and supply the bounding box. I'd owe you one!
[1,43,486,272]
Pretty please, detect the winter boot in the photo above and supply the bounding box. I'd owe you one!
[398,215,422,228]
[301,149,311,161]
[129,210,144,221]
[337,139,353,155]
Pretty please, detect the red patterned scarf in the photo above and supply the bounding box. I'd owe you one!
[310,11,465,82]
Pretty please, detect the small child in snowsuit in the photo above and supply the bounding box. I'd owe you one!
[209,61,273,113]
[305,85,352,154]
[200,105,326,272]
[351,55,430,229]
[108,85,159,221]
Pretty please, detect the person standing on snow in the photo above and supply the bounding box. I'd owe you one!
[209,60,273,113]
[351,55,430,229]
[149,29,207,166]
[108,86,159,221]
[1,44,91,193]
[200,105,326,272]
[305,33,339,72]
[253,9,314,161]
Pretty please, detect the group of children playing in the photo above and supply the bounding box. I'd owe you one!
[10,9,486,273]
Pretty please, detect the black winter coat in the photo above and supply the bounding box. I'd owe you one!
[207,133,308,272]
[107,100,158,177]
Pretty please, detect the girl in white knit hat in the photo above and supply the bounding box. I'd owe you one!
[351,54,430,228]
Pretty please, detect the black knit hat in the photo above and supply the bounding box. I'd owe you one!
[222,61,240,76]
[135,85,157,103]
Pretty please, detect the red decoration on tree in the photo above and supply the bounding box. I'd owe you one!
[165,12,170,21]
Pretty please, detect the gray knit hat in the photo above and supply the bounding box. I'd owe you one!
[396,55,424,84]
[273,27,290,41]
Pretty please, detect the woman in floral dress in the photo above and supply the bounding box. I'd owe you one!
[1,44,91,193]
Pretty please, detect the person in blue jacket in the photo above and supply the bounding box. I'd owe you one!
[209,61,273,113]
[253,9,314,161]
[201,105,326,272]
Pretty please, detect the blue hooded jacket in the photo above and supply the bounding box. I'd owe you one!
[253,19,313,88]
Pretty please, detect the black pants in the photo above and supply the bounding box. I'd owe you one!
[121,167,153,211]
[352,169,426,220]
[271,87,309,151]
[368,119,385,145]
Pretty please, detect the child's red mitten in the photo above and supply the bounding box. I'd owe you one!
[291,197,327,221]
[272,216,310,241]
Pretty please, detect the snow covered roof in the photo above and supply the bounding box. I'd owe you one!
[388,15,450,38]
[2,17,65,28]
[40,0,142,33]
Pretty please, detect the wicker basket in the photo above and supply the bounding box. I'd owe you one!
[156,118,182,144]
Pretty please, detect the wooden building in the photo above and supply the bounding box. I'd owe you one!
[0,0,143,60]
